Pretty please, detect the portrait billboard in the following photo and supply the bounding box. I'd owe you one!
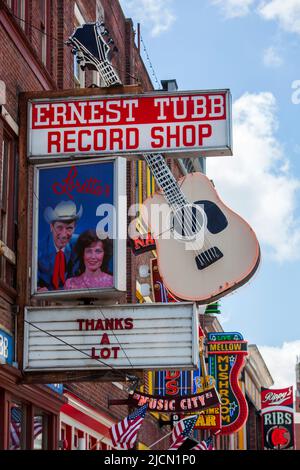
[32,157,126,298]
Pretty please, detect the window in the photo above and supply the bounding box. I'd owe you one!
[9,401,26,450]
[15,0,25,29]
[91,70,106,88]
[40,0,51,67]
[74,4,86,88]
[96,0,104,22]
[0,132,18,288]
[33,409,48,450]
[6,1,27,31]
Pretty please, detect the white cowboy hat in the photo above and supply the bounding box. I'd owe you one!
[44,200,83,224]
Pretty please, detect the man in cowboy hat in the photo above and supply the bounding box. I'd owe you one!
[37,201,83,291]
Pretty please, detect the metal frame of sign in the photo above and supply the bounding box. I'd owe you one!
[261,386,295,450]
[31,156,127,299]
[27,88,232,161]
[208,332,248,435]
[23,302,199,372]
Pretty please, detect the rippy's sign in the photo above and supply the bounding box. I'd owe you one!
[207,332,248,434]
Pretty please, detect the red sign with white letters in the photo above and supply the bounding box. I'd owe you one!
[261,387,293,409]
[28,90,232,159]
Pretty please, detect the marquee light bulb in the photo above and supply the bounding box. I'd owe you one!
[139,265,150,278]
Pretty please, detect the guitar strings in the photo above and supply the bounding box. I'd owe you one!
[9,12,140,84]
[143,153,214,259]
[143,154,217,264]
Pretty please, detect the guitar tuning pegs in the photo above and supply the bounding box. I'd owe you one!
[107,38,114,45]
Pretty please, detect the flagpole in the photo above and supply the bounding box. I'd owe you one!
[148,429,174,449]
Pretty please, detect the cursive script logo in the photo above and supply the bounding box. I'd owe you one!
[262,388,292,406]
[52,166,110,200]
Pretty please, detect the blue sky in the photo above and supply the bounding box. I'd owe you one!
[120,0,300,388]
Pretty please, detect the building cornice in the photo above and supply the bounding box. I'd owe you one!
[248,344,274,387]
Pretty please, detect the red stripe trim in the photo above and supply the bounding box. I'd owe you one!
[61,403,111,438]
[64,391,116,424]
[207,341,248,344]
[207,350,248,355]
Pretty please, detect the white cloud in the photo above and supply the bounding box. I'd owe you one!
[211,0,256,18]
[207,92,300,262]
[259,0,300,35]
[258,341,300,390]
[263,46,283,67]
[119,0,176,36]
[212,0,300,36]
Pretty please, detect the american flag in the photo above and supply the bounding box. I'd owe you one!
[168,415,198,450]
[191,435,214,451]
[110,404,148,450]
[10,406,43,450]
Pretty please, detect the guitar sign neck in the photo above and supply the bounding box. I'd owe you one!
[143,153,188,209]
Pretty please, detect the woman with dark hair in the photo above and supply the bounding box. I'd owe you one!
[64,230,113,290]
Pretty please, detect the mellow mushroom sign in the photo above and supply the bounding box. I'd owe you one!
[23,303,198,371]
[27,89,232,160]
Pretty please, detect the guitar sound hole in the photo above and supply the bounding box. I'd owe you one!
[172,205,205,240]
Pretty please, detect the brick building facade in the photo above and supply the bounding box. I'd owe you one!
[0,0,272,451]
[0,0,178,450]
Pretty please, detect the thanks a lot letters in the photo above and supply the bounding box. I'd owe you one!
[28,92,229,157]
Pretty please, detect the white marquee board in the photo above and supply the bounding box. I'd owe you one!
[24,303,198,372]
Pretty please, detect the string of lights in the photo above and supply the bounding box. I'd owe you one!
[8,11,140,83]
[27,187,138,385]
[140,34,161,90]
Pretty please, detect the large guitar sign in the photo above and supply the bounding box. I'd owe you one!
[142,154,260,303]
[67,21,121,87]
[65,22,260,304]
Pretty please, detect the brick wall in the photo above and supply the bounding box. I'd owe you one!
[295,421,300,449]
[246,399,260,449]
[0,0,175,449]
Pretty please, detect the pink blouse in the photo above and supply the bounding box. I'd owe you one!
[64,272,113,290]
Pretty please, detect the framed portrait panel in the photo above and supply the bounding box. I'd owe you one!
[31,157,126,299]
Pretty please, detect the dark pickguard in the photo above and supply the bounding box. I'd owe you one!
[194,200,228,234]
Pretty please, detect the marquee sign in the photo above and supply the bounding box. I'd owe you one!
[23,303,198,372]
[207,332,248,435]
[261,387,295,450]
[27,90,232,160]
[154,370,192,397]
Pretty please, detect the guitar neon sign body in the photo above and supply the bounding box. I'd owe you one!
[142,169,260,303]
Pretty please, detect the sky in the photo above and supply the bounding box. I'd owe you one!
[119,0,300,390]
